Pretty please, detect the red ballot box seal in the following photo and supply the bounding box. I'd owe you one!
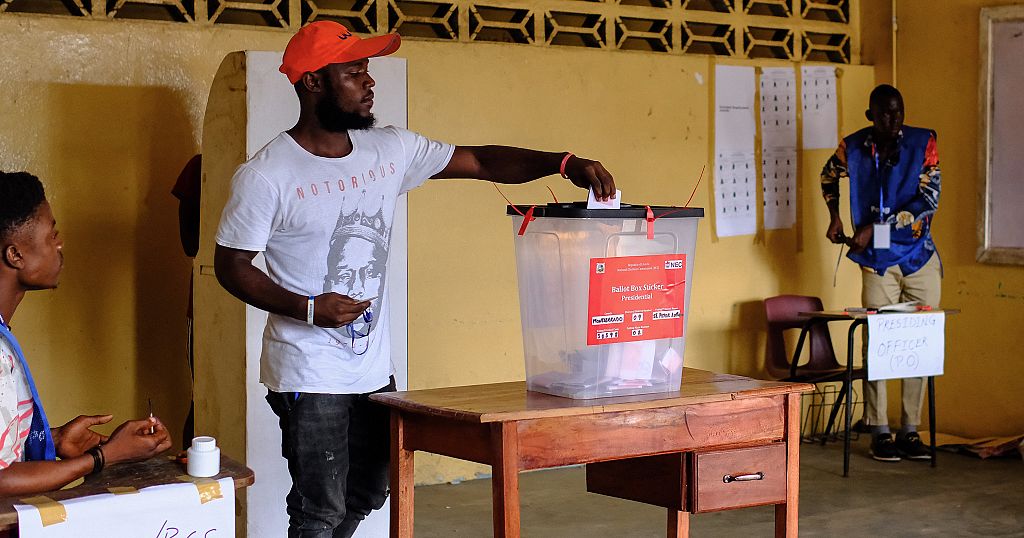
[587,254,686,346]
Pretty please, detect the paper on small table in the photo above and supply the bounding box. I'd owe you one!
[866,312,944,381]
[15,477,234,537]
[877,301,919,313]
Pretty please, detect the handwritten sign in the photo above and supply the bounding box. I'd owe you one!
[14,477,234,538]
[866,313,945,381]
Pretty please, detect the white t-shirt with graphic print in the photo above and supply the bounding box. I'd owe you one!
[216,126,454,394]
[0,335,33,467]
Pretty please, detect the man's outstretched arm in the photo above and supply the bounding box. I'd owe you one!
[432,146,616,201]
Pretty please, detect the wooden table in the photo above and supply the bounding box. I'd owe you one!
[0,454,254,534]
[371,368,812,537]
[796,309,958,476]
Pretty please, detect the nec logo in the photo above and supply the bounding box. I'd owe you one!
[338,31,353,40]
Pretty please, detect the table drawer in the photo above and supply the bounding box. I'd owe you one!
[689,444,787,513]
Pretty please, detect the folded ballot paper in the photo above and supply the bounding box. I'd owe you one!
[587,188,622,209]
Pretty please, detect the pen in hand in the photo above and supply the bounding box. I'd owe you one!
[148,397,155,435]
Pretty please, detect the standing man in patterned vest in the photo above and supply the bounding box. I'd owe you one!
[820,84,941,463]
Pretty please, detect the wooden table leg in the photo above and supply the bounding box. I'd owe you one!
[390,410,414,538]
[667,509,689,538]
[491,422,521,537]
[775,392,800,538]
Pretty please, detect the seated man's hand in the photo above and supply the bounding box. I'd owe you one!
[101,417,173,465]
[53,414,112,459]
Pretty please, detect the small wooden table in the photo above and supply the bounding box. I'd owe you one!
[796,309,958,476]
[0,454,254,534]
[372,368,812,537]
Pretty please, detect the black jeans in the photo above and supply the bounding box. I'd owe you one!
[267,377,396,538]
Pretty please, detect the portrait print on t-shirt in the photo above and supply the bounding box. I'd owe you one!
[323,194,388,342]
[215,126,455,393]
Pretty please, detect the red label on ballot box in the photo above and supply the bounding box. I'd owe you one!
[587,254,686,346]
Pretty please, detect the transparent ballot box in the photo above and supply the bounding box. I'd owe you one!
[508,203,703,399]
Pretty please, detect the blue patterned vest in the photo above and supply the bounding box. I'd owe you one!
[845,125,936,275]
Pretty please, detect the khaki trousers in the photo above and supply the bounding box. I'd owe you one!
[861,253,941,427]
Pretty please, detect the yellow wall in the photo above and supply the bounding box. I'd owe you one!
[402,45,873,481]
[0,16,292,448]
[18,12,1012,488]
[895,0,1024,438]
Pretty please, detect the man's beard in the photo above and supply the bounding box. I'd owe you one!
[316,79,376,132]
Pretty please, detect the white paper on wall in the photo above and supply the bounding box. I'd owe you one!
[759,67,798,230]
[801,65,838,150]
[714,65,757,237]
[715,151,758,236]
[762,147,797,230]
[760,67,797,145]
[15,478,234,538]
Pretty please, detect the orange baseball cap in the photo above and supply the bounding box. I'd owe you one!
[280,21,401,84]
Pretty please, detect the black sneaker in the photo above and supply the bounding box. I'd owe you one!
[896,432,933,461]
[869,433,901,462]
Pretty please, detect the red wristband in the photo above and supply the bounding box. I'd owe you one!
[559,152,574,179]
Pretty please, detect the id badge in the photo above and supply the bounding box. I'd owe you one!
[873,223,891,249]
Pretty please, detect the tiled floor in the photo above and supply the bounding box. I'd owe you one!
[413,437,1024,536]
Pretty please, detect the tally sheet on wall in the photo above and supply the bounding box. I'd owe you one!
[14,477,234,538]
[759,67,798,230]
[801,65,838,150]
[714,65,757,237]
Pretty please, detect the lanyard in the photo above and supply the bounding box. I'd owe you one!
[873,147,887,223]
[0,319,56,461]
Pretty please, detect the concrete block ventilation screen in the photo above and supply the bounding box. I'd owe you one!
[0,0,854,63]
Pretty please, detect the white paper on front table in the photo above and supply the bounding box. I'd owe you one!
[14,477,234,538]
[866,312,945,381]
[714,65,757,237]
[801,65,838,150]
[759,67,797,230]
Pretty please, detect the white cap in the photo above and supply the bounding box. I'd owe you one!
[191,436,217,452]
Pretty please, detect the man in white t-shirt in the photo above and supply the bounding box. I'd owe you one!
[0,171,172,495]
[214,21,616,538]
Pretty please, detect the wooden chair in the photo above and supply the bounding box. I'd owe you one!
[764,295,866,450]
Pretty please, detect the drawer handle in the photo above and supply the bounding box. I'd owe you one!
[723,472,764,483]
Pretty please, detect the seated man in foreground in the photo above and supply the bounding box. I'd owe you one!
[0,171,172,495]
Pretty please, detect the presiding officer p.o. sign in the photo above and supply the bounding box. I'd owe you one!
[866,312,945,381]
